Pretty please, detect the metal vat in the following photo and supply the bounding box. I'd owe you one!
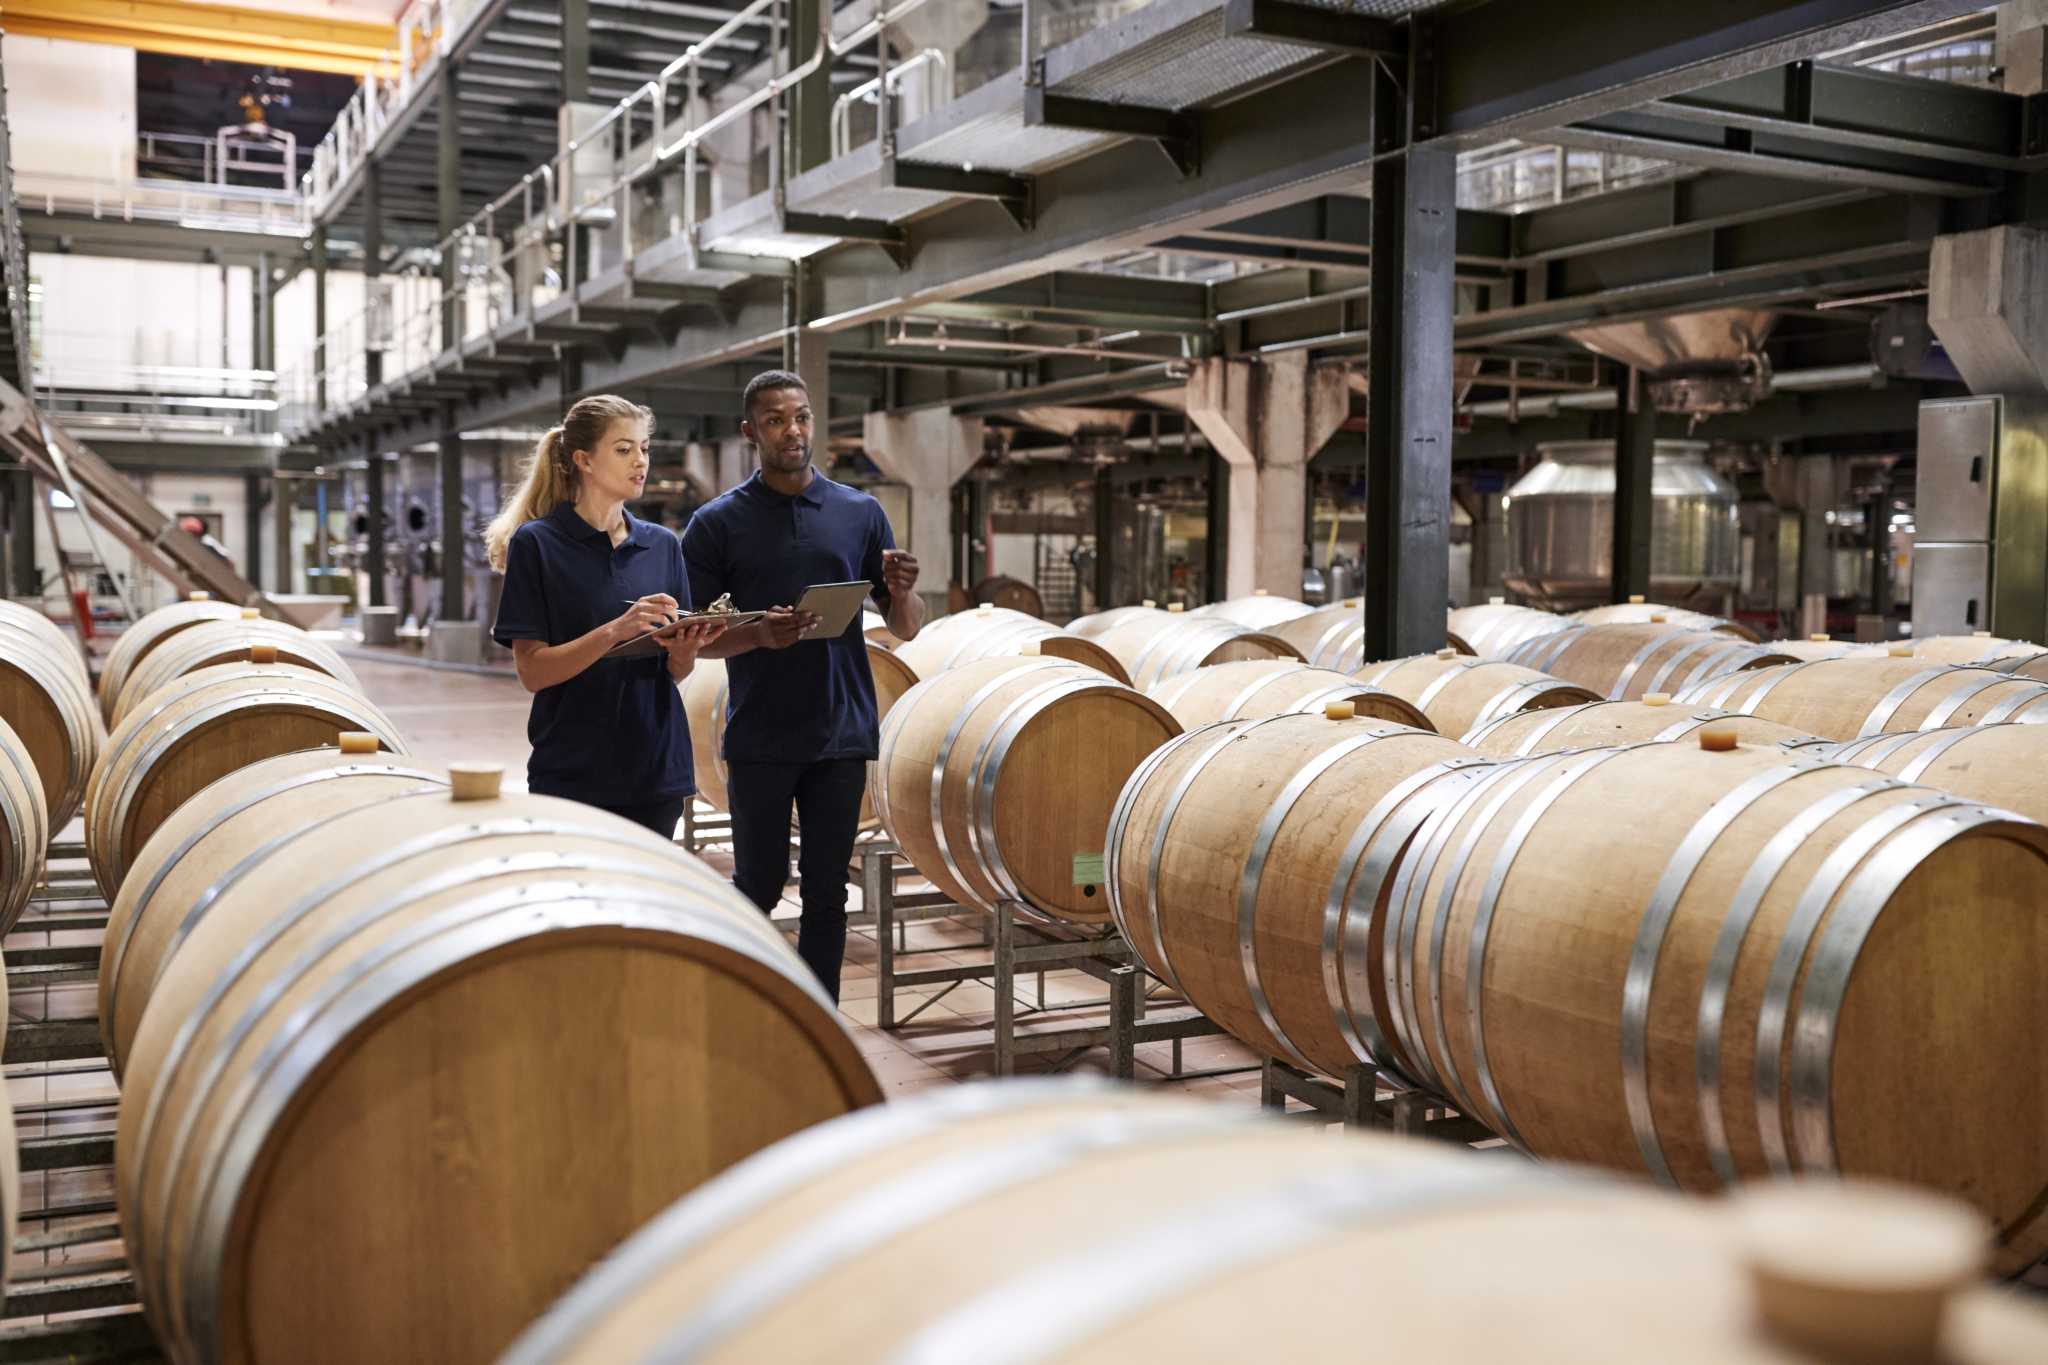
[1503,441,1741,610]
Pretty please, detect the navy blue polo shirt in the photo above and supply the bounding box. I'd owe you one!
[491,501,695,802]
[681,471,894,765]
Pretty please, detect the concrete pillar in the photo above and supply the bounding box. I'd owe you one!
[1928,224,2048,396]
[440,428,467,622]
[715,436,753,491]
[311,228,328,410]
[1185,352,1348,598]
[862,407,984,613]
[2000,1,2048,96]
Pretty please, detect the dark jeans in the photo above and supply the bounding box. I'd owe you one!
[581,794,690,840]
[727,757,867,1002]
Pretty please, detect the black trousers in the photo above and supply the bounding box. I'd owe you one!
[580,794,690,840]
[726,757,867,1002]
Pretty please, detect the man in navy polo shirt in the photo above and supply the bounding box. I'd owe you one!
[684,370,924,1000]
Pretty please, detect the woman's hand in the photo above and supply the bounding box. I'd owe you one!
[611,593,679,644]
[660,619,726,662]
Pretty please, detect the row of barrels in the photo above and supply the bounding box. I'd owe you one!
[1105,701,2048,1275]
[94,736,880,1364]
[498,1081,2048,1364]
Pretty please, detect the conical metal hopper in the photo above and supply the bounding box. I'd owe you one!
[1568,308,1778,414]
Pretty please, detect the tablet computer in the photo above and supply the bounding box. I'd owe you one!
[795,581,876,641]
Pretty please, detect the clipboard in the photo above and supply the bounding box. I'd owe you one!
[795,581,875,641]
[603,608,766,660]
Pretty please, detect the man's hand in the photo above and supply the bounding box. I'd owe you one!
[881,548,919,601]
[759,605,821,649]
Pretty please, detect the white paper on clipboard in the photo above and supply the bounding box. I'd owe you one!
[794,581,875,640]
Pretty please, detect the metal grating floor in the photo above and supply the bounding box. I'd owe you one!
[1044,0,1397,112]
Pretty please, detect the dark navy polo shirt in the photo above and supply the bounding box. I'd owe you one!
[491,501,696,802]
[681,471,894,765]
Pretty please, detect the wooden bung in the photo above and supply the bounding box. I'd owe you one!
[1628,594,1646,604]
[1650,613,1668,623]
[240,607,261,620]
[336,732,380,755]
[977,602,994,615]
[1253,588,1268,596]
[1490,595,1505,605]
[448,763,504,801]
[249,645,279,665]
[1642,692,1670,707]
[1020,640,1042,656]
[1735,1181,1985,1364]
[1324,700,1355,720]
[1142,599,1157,608]
[1167,602,1185,613]
[1974,630,1993,637]
[1434,646,1459,660]
[1810,633,1830,642]
[1697,723,1738,751]
[1888,642,1913,657]
[188,591,210,601]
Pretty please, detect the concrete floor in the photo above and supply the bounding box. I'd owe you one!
[342,653,1270,1104]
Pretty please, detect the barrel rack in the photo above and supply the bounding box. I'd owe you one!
[1259,1057,1500,1147]
[2,838,159,1363]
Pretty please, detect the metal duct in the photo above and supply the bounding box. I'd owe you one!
[1461,363,1881,419]
[1566,308,1778,414]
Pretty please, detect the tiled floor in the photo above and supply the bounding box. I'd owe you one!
[338,653,1272,1103]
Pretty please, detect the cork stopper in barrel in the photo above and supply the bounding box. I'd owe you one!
[1643,692,1671,707]
[1734,1181,1985,1364]
[1435,647,1458,660]
[337,732,380,755]
[1142,599,1157,609]
[1809,633,1830,642]
[977,603,994,616]
[1167,603,1185,613]
[249,644,279,665]
[448,763,504,802]
[241,607,262,620]
[1021,640,1042,656]
[1489,595,1505,606]
[188,591,211,602]
[1973,630,1992,637]
[1628,594,1646,604]
[1324,700,1356,721]
[1888,642,1913,657]
[1698,723,1739,752]
[1650,613,1668,623]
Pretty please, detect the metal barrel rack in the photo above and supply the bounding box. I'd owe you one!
[1259,1057,1503,1148]
[2,838,157,1362]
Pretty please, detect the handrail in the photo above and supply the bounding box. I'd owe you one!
[832,48,949,160]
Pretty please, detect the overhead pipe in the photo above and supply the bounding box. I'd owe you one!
[1459,363,1882,419]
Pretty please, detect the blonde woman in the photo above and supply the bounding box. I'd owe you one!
[486,394,724,835]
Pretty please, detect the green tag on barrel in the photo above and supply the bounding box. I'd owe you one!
[1071,852,1106,886]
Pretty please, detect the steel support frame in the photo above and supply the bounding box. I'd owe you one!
[438,63,466,350]
[1258,1056,1500,1144]
[1363,31,1454,662]
[1093,463,1114,610]
[440,422,465,622]
[1610,366,1654,603]
[365,452,388,609]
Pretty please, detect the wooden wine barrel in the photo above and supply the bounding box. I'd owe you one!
[1146,660,1431,732]
[1766,635,1872,662]
[85,663,407,898]
[1899,634,2044,666]
[1677,656,2048,742]
[874,656,1179,923]
[1065,603,1166,639]
[1194,591,1316,631]
[861,610,901,649]
[115,767,882,1365]
[0,615,102,830]
[681,645,917,828]
[502,1087,2048,1365]
[1465,697,1816,757]
[1377,734,2048,1273]
[1109,713,1476,1073]
[1507,623,1795,701]
[1269,602,1367,672]
[110,618,362,726]
[1445,600,1567,659]
[0,599,87,681]
[98,735,446,1075]
[971,574,1044,618]
[895,605,1130,683]
[0,715,50,936]
[1825,724,2048,825]
[1356,652,1597,742]
[1573,600,1761,641]
[1987,651,2048,682]
[97,595,244,723]
[1094,609,1303,692]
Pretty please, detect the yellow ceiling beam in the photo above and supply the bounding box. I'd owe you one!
[5,0,397,77]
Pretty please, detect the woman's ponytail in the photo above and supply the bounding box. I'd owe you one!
[484,394,653,570]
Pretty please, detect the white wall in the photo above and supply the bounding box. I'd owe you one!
[34,256,253,381]
[33,474,259,616]
[2,36,136,183]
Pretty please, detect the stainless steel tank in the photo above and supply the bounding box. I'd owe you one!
[1503,440,1741,611]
